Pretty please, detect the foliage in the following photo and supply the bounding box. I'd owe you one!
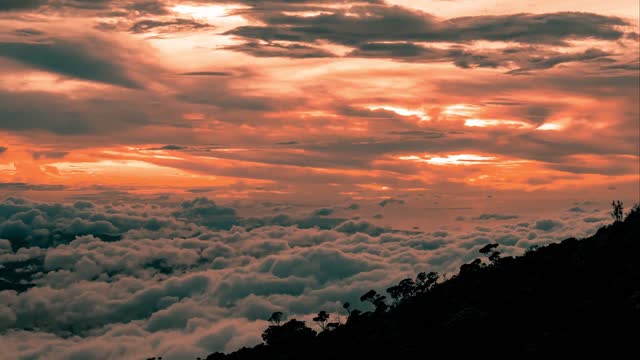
[267,311,283,326]
[312,311,330,331]
[261,319,317,346]
[611,200,624,222]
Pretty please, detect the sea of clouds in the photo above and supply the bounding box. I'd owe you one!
[0,194,611,359]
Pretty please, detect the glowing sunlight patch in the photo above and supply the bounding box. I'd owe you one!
[464,118,533,129]
[537,122,566,131]
[399,154,497,165]
[282,11,333,17]
[443,104,478,117]
[368,105,430,121]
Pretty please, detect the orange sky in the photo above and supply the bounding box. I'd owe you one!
[0,0,638,202]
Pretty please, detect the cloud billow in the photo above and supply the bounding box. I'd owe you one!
[0,195,616,358]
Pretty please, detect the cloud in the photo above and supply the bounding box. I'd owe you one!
[223,42,336,58]
[32,151,68,160]
[129,19,213,34]
[0,196,619,358]
[378,198,405,207]
[0,38,141,88]
[172,197,238,230]
[147,145,187,151]
[0,146,7,154]
[334,220,385,236]
[228,7,628,49]
[311,208,334,216]
[180,71,234,77]
[473,213,519,221]
[0,183,65,191]
[0,0,46,11]
[350,43,615,72]
[534,219,564,231]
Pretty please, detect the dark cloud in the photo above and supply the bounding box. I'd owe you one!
[473,213,519,221]
[0,89,161,135]
[334,220,385,236]
[32,151,68,160]
[583,217,607,223]
[129,18,213,33]
[378,198,405,207]
[0,146,7,154]
[147,145,187,150]
[534,219,564,232]
[506,48,613,75]
[0,0,162,13]
[0,38,141,88]
[311,208,334,216]
[275,141,299,145]
[12,28,46,36]
[223,42,335,58]
[180,71,234,77]
[172,197,238,230]
[0,0,47,11]
[348,42,614,72]
[224,5,628,71]
[228,7,627,47]
[0,183,66,191]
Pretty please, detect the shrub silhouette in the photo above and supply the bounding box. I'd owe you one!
[261,319,317,346]
[611,200,624,222]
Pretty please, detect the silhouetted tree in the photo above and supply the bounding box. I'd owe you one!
[459,258,483,275]
[525,244,540,255]
[387,278,415,304]
[325,321,341,331]
[313,310,330,331]
[611,200,624,222]
[360,289,388,312]
[342,302,351,315]
[415,271,439,293]
[479,243,501,264]
[347,309,362,323]
[261,319,317,346]
[268,311,283,326]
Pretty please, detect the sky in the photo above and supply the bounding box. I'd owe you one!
[0,1,639,359]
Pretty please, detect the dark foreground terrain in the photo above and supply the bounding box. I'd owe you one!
[153,206,640,360]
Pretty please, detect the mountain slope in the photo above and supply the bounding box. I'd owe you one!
[194,207,640,360]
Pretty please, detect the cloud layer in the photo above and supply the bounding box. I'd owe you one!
[0,195,618,359]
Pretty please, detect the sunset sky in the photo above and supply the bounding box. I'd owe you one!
[1,0,638,202]
[0,1,639,359]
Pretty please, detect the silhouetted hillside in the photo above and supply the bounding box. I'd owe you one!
[195,205,639,360]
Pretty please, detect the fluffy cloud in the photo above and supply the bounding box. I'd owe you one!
[0,196,614,359]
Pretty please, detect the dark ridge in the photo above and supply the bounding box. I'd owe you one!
[183,205,640,360]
